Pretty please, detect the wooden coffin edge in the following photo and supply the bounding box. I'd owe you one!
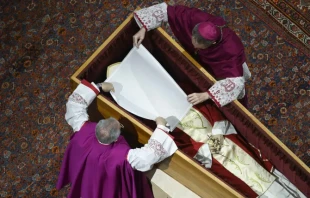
[70,13,244,198]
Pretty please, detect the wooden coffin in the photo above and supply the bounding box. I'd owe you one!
[70,14,309,197]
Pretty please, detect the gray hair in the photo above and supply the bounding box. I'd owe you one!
[95,117,121,144]
[192,24,214,47]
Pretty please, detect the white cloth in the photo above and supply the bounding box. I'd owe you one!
[65,81,178,172]
[242,62,252,81]
[193,144,213,168]
[105,45,192,130]
[212,120,237,135]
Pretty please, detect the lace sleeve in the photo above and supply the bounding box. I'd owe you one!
[127,126,177,172]
[69,92,87,106]
[65,80,99,132]
[208,77,245,107]
[134,2,168,31]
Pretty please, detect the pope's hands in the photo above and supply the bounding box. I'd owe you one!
[155,117,167,126]
[133,27,146,48]
[207,134,224,154]
[187,92,210,105]
[101,82,115,92]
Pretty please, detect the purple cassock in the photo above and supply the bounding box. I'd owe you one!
[56,122,154,198]
[167,5,248,107]
[167,5,246,79]
[56,80,177,197]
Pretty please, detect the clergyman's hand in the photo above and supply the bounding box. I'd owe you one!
[207,134,224,154]
[187,92,210,105]
[133,27,146,48]
[155,117,167,126]
[101,82,115,92]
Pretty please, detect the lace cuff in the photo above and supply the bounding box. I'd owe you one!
[134,2,168,31]
[148,139,168,157]
[151,127,178,156]
[208,77,245,107]
[68,92,87,106]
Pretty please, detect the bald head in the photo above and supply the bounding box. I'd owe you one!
[95,117,121,144]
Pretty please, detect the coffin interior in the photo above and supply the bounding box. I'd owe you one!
[71,16,310,197]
